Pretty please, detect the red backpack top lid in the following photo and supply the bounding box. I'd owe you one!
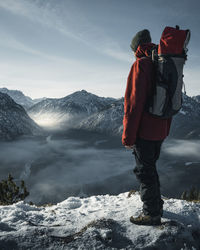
[158,26,190,55]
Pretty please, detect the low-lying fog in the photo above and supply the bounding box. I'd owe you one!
[0,130,199,205]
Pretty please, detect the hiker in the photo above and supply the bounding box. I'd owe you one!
[122,29,172,225]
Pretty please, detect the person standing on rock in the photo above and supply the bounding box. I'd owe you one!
[122,29,172,225]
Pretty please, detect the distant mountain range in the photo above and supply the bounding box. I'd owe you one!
[0,87,46,110]
[1,88,200,140]
[169,94,200,139]
[75,97,124,135]
[27,89,200,140]
[74,93,200,140]
[27,89,117,129]
[28,89,116,115]
[0,92,42,140]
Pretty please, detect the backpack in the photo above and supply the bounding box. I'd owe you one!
[146,26,191,119]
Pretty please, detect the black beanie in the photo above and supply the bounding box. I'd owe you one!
[130,29,151,52]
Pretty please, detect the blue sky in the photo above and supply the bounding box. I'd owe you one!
[0,0,199,99]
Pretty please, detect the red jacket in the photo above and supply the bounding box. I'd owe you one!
[122,43,172,146]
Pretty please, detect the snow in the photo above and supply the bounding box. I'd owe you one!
[0,192,199,249]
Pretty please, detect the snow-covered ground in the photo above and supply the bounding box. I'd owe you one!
[0,192,199,249]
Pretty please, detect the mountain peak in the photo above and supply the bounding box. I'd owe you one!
[80,89,88,93]
[0,87,26,96]
[0,87,47,110]
[73,89,96,97]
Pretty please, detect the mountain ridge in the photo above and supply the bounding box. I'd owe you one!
[0,87,46,110]
[0,92,43,140]
[2,88,200,140]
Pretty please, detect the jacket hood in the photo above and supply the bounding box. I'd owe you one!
[135,43,156,58]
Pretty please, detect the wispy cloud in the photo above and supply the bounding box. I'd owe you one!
[0,34,88,67]
[0,0,131,63]
[0,0,132,99]
[103,47,132,63]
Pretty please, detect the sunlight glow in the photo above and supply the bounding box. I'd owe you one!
[29,112,71,129]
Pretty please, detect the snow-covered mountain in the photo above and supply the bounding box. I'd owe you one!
[76,93,200,139]
[76,98,124,135]
[28,89,116,116]
[170,94,200,139]
[27,90,117,129]
[0,92,42,140]
[0,192,199,249]
[4,87,199,139]
[0,87,46,110]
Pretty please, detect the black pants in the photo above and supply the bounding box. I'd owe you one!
[132,137,164,216]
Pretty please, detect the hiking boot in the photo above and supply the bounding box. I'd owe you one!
[130,213,161,226]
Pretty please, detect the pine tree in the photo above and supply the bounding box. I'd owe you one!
[181,187,200,202]
[181,191,187,200]
[0,173,29,205]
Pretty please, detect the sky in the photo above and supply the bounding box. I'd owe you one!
[0,0,199,99]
